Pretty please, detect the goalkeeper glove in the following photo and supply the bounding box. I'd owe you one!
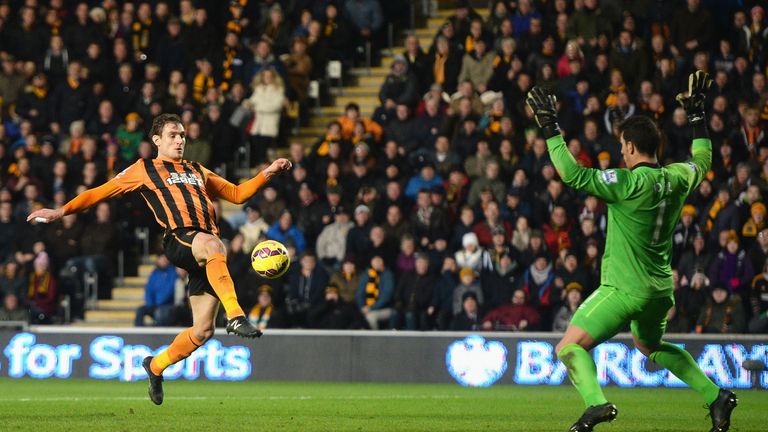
[526,86,560,138]
[675,70,712,126]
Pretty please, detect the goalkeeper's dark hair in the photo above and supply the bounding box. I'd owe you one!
[150,113,183,138]
[618,116,661,157]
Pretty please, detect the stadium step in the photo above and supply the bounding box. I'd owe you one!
[84,309,136,322]
[112,287,144,301]
[96,299,144,310]
[70,321,134,328]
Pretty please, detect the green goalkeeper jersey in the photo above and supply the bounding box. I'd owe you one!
[546,135,712,298]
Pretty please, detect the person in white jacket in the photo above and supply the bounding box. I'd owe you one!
[316,207,354,270]
[245,67,285,164]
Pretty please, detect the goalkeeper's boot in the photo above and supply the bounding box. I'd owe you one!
[708,389,738,432]
[226,316,263,338]
[142,356,164,405]
[567,403,618,432]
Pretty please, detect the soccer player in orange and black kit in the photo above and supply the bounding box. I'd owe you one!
[28,113,292,405]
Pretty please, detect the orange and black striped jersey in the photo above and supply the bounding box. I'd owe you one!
[62,156,267,237]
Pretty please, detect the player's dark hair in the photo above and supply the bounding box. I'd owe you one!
[618,116,661,157]
[150,113,182,138]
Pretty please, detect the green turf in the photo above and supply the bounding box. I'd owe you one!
[0,379,764,431]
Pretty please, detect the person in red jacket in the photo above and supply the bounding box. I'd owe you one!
[481,288,540,331]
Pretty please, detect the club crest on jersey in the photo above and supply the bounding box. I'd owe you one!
[166,172,203,187]
[600,170,618,184]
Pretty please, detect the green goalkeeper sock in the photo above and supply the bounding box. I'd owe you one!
[649,341,720,404]
[557,343,608,407]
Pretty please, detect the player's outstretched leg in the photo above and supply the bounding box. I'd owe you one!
[647,342,737,430]
[143,356,164,405]
[204,252,261,338]
[558,343,617,431]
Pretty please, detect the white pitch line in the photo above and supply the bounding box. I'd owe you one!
[0,394,465,403]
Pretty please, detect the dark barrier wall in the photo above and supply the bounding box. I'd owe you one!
[0,327,766,389]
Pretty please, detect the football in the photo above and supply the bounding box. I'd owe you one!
[251,239,291,279]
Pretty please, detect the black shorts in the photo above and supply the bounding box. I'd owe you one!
[163,228,216,297]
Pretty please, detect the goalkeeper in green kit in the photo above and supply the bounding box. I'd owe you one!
[526,71,738,432]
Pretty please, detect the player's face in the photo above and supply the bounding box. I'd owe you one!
[155,122,186,160]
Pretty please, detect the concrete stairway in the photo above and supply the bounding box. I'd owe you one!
[72,261,155,328]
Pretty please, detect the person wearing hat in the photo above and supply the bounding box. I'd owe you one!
[345,204,373,268]
[741,202,766,248]
[316,204,354,269]
[248,284,287,330]
[451,267,483,316]
[308,282,367,329]
[672,204,702,266]
[552,282,584,332]
[450,290,482,331]
[695,283,746,334]
[527,70,738,430]
[378,51,417,110]
[116,112,144,160]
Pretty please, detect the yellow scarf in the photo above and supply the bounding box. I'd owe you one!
[28,272,51,299]
[364,268,380,306]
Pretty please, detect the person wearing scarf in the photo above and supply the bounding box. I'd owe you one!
[520,252,557,330]
[355,256,394,329]
[696,284,746,333]
[249,285,286,330]
[28,252,57,323]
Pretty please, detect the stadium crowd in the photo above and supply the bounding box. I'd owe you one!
[1,0,768,335]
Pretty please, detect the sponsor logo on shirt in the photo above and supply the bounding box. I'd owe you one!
[166,172,204,187]
[600,170,618,184]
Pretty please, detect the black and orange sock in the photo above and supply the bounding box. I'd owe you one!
[205,253,245,319]
[150,328,203,376]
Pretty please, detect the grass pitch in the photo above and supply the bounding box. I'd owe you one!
[0,379,765,431]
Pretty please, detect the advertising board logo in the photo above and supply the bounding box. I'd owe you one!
[446,336,508,387]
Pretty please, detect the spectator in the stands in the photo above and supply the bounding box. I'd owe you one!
[248,285,287,330]
[552,283,583,332]
[308,282,367,329]
[392,253,434,330]
[0,293,28,322]
[134,254,177,327]
[696,283,746,334]
[356,255,394,329]
[330,257,361,304]
[267,209,307,256]
[378,54,417,109]
[316,206,353,270]
[239,204,270,253]
[450,291,481,331]
[285,251,329,327]
[245,67,285,165]
[482,288,541,331]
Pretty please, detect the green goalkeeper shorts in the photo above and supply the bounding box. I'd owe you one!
[569,285,674,345]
